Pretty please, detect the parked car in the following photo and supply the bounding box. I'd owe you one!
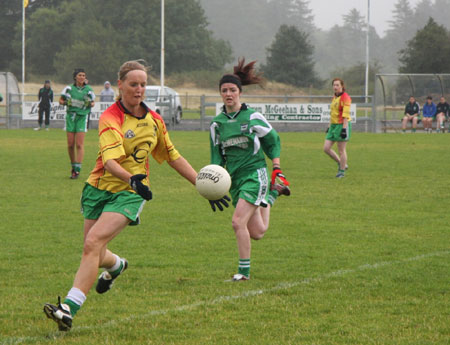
[144,85,182,124]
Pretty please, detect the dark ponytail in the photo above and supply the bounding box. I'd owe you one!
[219,57,264,91]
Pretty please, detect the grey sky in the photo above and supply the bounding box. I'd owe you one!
[311,0,421,37]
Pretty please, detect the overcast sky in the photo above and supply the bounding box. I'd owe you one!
[311,0,421,37]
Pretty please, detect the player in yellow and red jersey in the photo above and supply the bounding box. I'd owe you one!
[43,60,229,332]
[323,78,352,178]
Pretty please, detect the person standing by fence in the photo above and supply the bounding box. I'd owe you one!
[100,81,115,102]
[323,78,351,178]
[60,69,95,179]
[34,80,53,131]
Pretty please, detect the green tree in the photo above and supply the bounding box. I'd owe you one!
[331,63,381,95]
[263,25,320,87]
[399,17,450,73]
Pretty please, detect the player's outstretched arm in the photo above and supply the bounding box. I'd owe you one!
[168,156,197,185]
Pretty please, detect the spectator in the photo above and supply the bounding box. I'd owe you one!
[422,96,436,133]
[402,96,420,133]
[435,96,449,133]
[34,80,53,131]
[100,81,115,102]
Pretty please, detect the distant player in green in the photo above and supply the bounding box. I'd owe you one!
[210,58,291,281]
[60,69,95,179]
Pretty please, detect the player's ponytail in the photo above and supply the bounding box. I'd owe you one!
[219,57,264,91]
[116,60,150,101]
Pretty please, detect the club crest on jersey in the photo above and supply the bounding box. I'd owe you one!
[125,129,135,139]
[240,123,249,133]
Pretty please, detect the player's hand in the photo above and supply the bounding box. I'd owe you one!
[65,98,72,106]
[340,128,347,139]
[209,195,231,212]
[129,174,152,201]
[271,167,290,186]
[325,127,329,133]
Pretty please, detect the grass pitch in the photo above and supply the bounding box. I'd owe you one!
[0,129,448,345]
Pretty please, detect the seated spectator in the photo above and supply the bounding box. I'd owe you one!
[435,96,449,133]
[99,81,115,102]
[422,96,436,133]
[402,96,420,133]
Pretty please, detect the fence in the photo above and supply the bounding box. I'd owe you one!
[374,73,450,132]
[5,92,374,132]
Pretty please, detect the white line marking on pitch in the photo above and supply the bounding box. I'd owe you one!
[1,250,449,345]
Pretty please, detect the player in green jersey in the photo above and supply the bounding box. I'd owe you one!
[59,69,95,179]
[210,58,291,281]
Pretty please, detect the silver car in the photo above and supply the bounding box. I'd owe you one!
[144,86,183,124]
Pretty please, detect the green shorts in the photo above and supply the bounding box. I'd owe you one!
[230,167,274,208]
[66,112,88,133]
[325,122,352,142]
[81,184,146,226]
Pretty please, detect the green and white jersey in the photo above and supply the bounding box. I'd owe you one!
[210,104,281,177]
[61,84,95,116]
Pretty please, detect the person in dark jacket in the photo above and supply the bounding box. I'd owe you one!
[34,80,54,131]
[402,96,420,133]
[435,96,449,133]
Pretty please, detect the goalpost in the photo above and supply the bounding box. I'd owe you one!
[373,73,450,133]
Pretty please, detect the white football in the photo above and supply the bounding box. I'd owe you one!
[196,164,231,200]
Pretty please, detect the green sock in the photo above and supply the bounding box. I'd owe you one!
[108,259,124,278]
[73,163,81,173]
[238,258,250,278]
[63,298,80,317]
[267,189,279,206]
[412,128,416,132]
[402,129,406,133]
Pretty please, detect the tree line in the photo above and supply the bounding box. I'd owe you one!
[1,0,450,90]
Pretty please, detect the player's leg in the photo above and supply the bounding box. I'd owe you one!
[247,206,270,240]
[66,131,76,176]
[44,213,129,331]
[73,132,86,176]
[35,108,43,130]
[337,141,348,177]
[401,116,409,132]
[231,199,258,280]
[412,117,418,132]
[323,139,340,164]
[44,108,50,130]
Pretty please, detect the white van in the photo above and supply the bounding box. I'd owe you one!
[144,86,183,124]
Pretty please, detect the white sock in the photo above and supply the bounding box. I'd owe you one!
[106,254,121,273]
[66,287,86,307]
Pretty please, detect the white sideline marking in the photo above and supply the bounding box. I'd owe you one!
[1,250,449,345]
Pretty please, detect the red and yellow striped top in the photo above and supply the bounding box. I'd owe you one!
[87,101,180,193]
[330,92,351,124]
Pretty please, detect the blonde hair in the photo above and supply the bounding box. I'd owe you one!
[116,60,149,101]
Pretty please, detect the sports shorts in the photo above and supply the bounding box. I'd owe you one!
[325,122,352,142]
[230,167,275,208]
[66,112,88,133]
[81,183,146,226]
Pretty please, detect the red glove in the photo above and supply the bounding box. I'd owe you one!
[271,168,290,186]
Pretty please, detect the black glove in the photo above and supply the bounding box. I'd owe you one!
[209,195,231,212]
[340,128,347,139]
[326,127,329,133]
[129,174,152,201]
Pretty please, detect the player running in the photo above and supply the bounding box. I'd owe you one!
[60,69,95,179]
[43,60,215,331]
[323,78,352,178]
[210,58,290,281]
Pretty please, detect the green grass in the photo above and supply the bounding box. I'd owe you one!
[0,130,449,345]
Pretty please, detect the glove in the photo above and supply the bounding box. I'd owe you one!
[326,127,329,133]
[271,167,290,186]
[84,99,91,108]
[129,174,152,201]
[65,97,72,106]
[209,195,231,212]
[340,128,347,139]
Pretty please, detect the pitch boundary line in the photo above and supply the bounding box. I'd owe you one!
[2,250,449,344]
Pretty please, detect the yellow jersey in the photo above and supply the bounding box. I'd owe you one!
[330,92,351,124]
[87,101,180,193]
